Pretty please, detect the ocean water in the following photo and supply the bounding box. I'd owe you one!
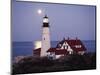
[12,40,96,58]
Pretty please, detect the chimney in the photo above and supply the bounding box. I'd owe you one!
[63,37,66,41]
[68,37,70,40]
[76,37,78,40]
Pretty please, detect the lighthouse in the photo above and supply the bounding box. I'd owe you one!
[41,15,51,57]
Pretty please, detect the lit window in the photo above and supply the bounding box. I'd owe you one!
[43,18,49,23]
[75,45,81,48]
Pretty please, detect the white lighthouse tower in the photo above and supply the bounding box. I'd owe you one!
[41,15,51,57]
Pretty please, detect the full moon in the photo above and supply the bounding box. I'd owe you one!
[37,9,42,14]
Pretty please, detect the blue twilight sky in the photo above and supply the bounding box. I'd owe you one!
[12,0,96,42]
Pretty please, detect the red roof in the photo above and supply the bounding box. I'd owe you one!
[47,48,68,55]
[56,39,86,52]
[33,48,41,56]
[33,38,86,56]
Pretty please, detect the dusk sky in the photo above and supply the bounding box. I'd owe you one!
[12,0,96,41]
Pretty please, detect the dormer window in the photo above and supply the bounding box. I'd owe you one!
[59,44,61,47]
[75,45,82,48]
